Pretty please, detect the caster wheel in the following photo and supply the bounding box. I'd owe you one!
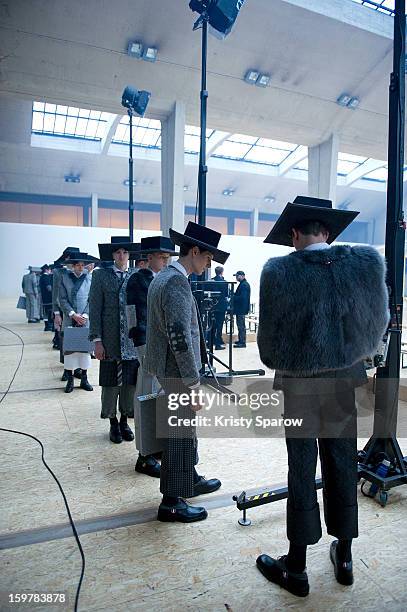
[379,490,388,507]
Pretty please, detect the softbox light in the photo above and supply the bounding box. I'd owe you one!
[189,0,246,37]
[121,86,151,116]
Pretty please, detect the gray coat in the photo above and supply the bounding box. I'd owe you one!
[52,267,66,312]
[59,270,91,331]
[89,268,138,361]
[22,272,38,296]
[257,245,388,376]
[144,265,202,387]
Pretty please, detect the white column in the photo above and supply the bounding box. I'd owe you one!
[250,208,259,236]
[308,133,339,205]
[91,192,98,227]
[160,101,185,235]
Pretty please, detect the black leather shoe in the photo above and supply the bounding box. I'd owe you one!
[61,369,69,382]
[64,374,74,394]
[109,422,122,444]
[330,541,353,586]
[120,420,134,441]
[256,554,309,597]
[234,342,246,348]
[214,345,225,350]
[80,375,93,391]
[74,368,82,380]
[190,476,221,497]
[135,455,160,477]
[157,498,208,523]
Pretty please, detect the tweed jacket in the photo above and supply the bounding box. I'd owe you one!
[59,270,91,331]
[144,265,202,386]
[89,267,138,360]
[257,245,388,377]
[126,267,155,347]
[52,267,66,312]
[22,272,38,296]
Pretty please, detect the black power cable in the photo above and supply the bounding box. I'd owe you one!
[0,324,85,612]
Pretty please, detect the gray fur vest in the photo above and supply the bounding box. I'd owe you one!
[257,245,389,375]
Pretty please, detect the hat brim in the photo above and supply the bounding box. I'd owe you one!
[141,248,179,256]
[98,242,140,261]
[263,203,359,247]
[169,229,229,265]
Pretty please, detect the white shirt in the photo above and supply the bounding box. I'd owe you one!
[170,260,189,277]
[303,242,331,251]
[113,264,129,277]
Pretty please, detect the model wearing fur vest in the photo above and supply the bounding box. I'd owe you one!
[256,196,388,597]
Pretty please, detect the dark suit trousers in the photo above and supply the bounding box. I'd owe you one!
[236,314,246,344]
[284,389,359,545]
[213,311,226,346]
[158,378,199,498]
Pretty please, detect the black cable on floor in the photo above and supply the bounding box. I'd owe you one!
[0,324,85,612]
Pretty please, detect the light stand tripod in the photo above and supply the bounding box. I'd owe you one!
[128,109,135,242]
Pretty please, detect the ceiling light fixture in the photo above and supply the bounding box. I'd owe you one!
[222,188,234,197]
[256,74,271,88]
[336,93,360,109]
[127,41,143,58]
[264,195,275,204]
[142,46,158,62]
[244,70,260,84]
[347,96,360,109]
[123,179,137,187]
[64,173,80,183]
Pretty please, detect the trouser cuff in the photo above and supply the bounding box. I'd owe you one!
[287,501,322,545]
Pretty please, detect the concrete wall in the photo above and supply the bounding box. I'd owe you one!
[1,222,291,303]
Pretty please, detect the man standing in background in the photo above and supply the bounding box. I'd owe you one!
[233,271,251,348]
[22,266,40,323]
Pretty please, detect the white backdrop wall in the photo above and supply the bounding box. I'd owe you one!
[0,222,290,302]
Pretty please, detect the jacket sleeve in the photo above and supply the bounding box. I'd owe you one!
[257,262,282,369]
[52,270,61,312]
[58,277,74,318]
[89,271,104,341]
[162,275,200,386]
[127,273,145,346]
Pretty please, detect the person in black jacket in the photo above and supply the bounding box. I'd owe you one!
[211,266,229,350]
[126,235,178,478]
[39,264,53,331]
[233,271,251,348]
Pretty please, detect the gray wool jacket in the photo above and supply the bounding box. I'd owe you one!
[144,265,202,387]
[89,267,138,361]
[257,245,389,376]
[59,270,91,331]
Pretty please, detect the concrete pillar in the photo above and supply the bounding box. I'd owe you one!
[250,208,259,236]
[308,133,339,205]
[91,192,98,227]
[160,101,185,235]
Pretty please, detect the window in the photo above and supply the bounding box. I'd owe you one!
[32,102,114,141]
[112,117,161,148]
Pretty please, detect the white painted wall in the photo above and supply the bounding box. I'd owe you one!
[1,222,290,301]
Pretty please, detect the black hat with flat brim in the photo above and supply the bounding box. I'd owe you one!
[98,236,141,261]
[169,222,229,265]
[67,252,99,264]
[263,196,359,247]
[53,246,81,265]
[140,236,179,255]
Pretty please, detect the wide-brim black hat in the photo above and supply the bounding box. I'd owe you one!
[140,236,179,255]
[169,222,229,265]
[98,238,141,261]
[54,246,81,265]
[67,252,99,264]
[263,196,359,247]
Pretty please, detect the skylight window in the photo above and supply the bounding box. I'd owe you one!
[351,0,402,16]
[32,102,114,141]
[184,125,215,154]
[362,166,388,182]
[212,133,298,166]
[112,117,161,148]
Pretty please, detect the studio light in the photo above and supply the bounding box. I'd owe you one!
[189,0,247,37]
[121,86,151,116]
[143,46,158,62]
[127,41,143,58]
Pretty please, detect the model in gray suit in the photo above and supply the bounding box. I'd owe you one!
[144,222,230,523]
[89,236,161,475]
[22,267,40,322]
